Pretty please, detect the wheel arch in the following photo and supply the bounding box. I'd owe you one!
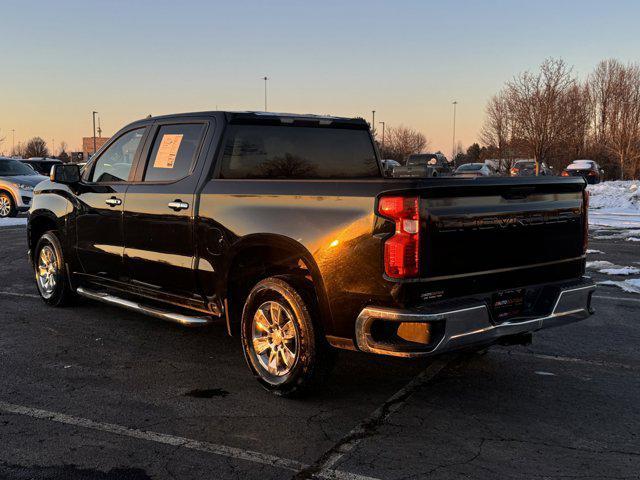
[222,233,333,336]
[28,211,60,261]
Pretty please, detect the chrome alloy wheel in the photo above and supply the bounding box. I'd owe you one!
[36,245,58,298]
[0,195,11,217]
[251,301,299,376]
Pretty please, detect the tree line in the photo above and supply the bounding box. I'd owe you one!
[478,58,640,179]
[1,136,70,162]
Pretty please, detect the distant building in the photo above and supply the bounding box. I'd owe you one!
[82,136,110,159]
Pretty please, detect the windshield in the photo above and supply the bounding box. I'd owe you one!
[515,161,535,169]
[457,163,483,171]
[0,159,38,176]
[407,155,437,166]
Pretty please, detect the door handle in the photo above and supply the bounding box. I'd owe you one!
[168,200,189,211]
[105,197,122,207]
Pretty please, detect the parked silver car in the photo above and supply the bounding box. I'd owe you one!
[0,157,48,217]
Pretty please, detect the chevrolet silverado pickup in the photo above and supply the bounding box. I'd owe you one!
[28,111,595,396]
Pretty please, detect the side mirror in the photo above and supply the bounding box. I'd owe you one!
[50,164,81,185]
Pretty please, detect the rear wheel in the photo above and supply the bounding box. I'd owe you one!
[241,275,334,397]
[34,232,75,306]
[0,192,16,218]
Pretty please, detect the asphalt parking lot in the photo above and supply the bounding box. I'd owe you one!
[1,225,639,480]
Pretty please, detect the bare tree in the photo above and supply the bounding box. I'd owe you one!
[58,141,70,162]
[480,91,518,172]
[11,142,26,158]
[504,58,578,171]
[380,125,429,162]
[593,61,640,179]
[24,137,50,158]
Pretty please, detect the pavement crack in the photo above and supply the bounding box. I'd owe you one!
[292,357,454,480]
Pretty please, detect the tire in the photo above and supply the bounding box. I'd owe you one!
[34,231,75,306]
[0,191,17,218]
[241,275,335,397]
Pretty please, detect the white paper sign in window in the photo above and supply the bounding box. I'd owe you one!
[153,134,183,169]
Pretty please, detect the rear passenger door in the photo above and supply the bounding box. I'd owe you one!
[122,118,213,306]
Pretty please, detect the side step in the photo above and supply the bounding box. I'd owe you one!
[76,287,213,327]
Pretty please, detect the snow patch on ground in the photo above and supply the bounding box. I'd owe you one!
[588,181,640,228]
[586,249,603,254]
[588,180,640,210]
[586,260,639,276]
[600,267,640,276]
[0,217,27,227]
[586,261,616,269]
[599,278,640,294]
[593,228,640,240]
[627,237,640,242]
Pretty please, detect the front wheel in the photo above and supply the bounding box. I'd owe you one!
[34,232,75,306]
[0,192,16,218]
[241,275,334,397]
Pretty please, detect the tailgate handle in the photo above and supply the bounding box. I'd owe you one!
[502,187,536,200]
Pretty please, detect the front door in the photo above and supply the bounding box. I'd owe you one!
[122,120,211,306]
[75,127,148,283]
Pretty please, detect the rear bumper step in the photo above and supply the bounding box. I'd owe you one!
[356,278,595,358]
[76,287,213,327]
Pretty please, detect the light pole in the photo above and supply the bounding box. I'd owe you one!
[11,129,15,153]
[451,101,458,160]
[262,76,268,111]
[92,111,98,156]
[371,110,376,138]
[379,121,386,151]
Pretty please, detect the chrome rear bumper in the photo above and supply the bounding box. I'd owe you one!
[356,279,596,358]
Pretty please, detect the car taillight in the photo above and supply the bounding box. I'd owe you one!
[587,170,596,176]
[378,196,420,278]
[510,168,519,175]
[561,170,570,177]
[583,190,589,253]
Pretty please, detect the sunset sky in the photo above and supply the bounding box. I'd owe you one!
[1,0,639,156]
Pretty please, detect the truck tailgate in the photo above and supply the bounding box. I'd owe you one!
[415,178,587,280]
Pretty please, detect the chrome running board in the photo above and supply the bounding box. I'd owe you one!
[76,287,213,326]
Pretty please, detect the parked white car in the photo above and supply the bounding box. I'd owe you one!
[0,157,48,217]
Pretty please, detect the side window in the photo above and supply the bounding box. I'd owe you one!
[143,124,205,182]
[90,129,145,183]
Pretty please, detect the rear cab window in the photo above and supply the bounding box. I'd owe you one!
[219,125,380,179]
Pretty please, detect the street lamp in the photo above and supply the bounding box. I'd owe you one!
[92,111,98,156]
[262,76,269,111]
[379,121,386,151]
[11,129,15,153]
[371,110,376,138]
[451,101,458,160]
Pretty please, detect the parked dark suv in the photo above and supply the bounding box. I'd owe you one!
[21,158,62,176]
[28,111,595,396]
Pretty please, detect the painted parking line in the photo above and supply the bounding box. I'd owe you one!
[593,294,640,304]
[494,350,639,371]
[295,358,452,479]
[0,290,40,299]
[0,401,380,480]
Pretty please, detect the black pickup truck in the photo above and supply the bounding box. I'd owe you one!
[28,111,595,396]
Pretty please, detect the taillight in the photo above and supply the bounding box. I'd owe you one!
[510,168,519,175]
[583,190,589,253]
[561,170,570,177]
[587,170,596,176]
[378,196,420,278]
